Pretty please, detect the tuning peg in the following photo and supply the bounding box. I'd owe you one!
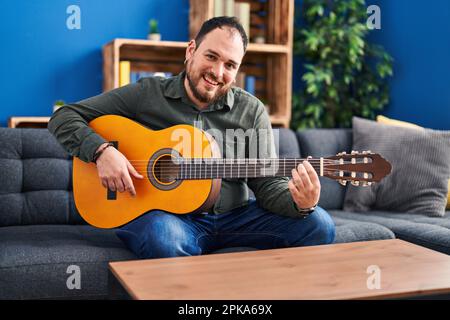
[351,180,360,186]
[338,179,348,186]
[351,150,360,155]
[367,182,373,186]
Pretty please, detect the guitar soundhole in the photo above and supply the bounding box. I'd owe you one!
[154,155,179,184]
[148,148,183,191]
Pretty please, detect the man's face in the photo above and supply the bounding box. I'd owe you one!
[185,27,245,106]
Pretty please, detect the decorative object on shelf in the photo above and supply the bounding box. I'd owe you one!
[253,35,266,44]
[147,19,161,41]
[291,0,394,130]
[53,100,65,113]
[130,71,173,83]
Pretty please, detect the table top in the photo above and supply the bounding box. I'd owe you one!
[109,239,450,300]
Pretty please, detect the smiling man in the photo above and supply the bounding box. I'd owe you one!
[48,16,335,258]
[184,26,243,107]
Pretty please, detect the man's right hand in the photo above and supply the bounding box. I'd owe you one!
[95,143,144,196]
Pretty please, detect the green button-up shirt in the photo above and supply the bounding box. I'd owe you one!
[48,71,301,218]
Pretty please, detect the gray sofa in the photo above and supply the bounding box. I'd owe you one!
[1,126,449,299]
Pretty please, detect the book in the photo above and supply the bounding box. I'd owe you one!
[119,61,131,87]
[234,2,250,39]
[214,0,224,17]
[223,0,234,16]
[245,75,256,95]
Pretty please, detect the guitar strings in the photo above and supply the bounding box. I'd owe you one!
[127,163,341,171]
[117,169,340,176]
[122,167,349,178]
[126,159,339,163]
[122,169,345,180]
[99,158,365,178]
[126,163,346,172]
[127,160,339,165]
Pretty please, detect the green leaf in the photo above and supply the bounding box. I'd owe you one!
[302,72,316,83]
[321,47,332,59]
[307,4,324,17]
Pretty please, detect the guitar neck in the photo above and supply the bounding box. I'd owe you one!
[174,158,326,180]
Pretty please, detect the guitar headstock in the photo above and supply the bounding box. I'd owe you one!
[322,151,392,187]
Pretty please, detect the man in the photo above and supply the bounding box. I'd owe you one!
[48,16,335,259]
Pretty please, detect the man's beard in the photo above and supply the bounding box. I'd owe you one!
[186,61,231,105]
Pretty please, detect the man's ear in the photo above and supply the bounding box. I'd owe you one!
[185,40,196,61]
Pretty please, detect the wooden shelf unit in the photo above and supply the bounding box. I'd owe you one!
[102,0,294,128]
[8,117,51,128]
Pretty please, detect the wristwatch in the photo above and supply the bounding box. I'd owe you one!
[294,202,318,216]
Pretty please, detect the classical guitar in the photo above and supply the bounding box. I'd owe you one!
[73,115,392,228]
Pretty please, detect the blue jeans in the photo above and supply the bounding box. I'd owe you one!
[116,200,335,259]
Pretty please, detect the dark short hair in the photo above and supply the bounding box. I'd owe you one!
[194,16,248,52]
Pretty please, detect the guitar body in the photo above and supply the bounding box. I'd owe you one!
[73,115,221,229]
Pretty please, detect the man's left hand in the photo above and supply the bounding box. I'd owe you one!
[288,159,321,210]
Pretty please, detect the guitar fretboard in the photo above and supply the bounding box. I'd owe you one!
[163,158,327,180]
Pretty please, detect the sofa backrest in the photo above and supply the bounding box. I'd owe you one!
[0,128,84,226]
[296,129,353,210]
[273,128,301,158]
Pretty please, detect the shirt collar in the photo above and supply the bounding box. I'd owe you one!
[163,70,235,111]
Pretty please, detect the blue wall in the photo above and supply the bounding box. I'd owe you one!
[369,0,450,130]
[1,0,449,129]
[0,0,189,127]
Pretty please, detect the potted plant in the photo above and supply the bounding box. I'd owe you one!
[53,100,65,113]
[147,19,161,41]
[291,0,393,129]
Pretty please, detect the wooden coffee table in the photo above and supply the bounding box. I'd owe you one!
[109,239,450,300]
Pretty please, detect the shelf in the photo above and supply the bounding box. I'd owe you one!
[270,115,290,128]
[8,117,51,128]
[105,38,289,54]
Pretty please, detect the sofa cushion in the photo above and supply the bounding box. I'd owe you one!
[344,117,450,217]
[0,128,83,227]
[0,224,136,299]
[274,128,301,158]
[330,210,450,255]
[329,213,395,243]
[296,129,352,210]
[377,115,450,210]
